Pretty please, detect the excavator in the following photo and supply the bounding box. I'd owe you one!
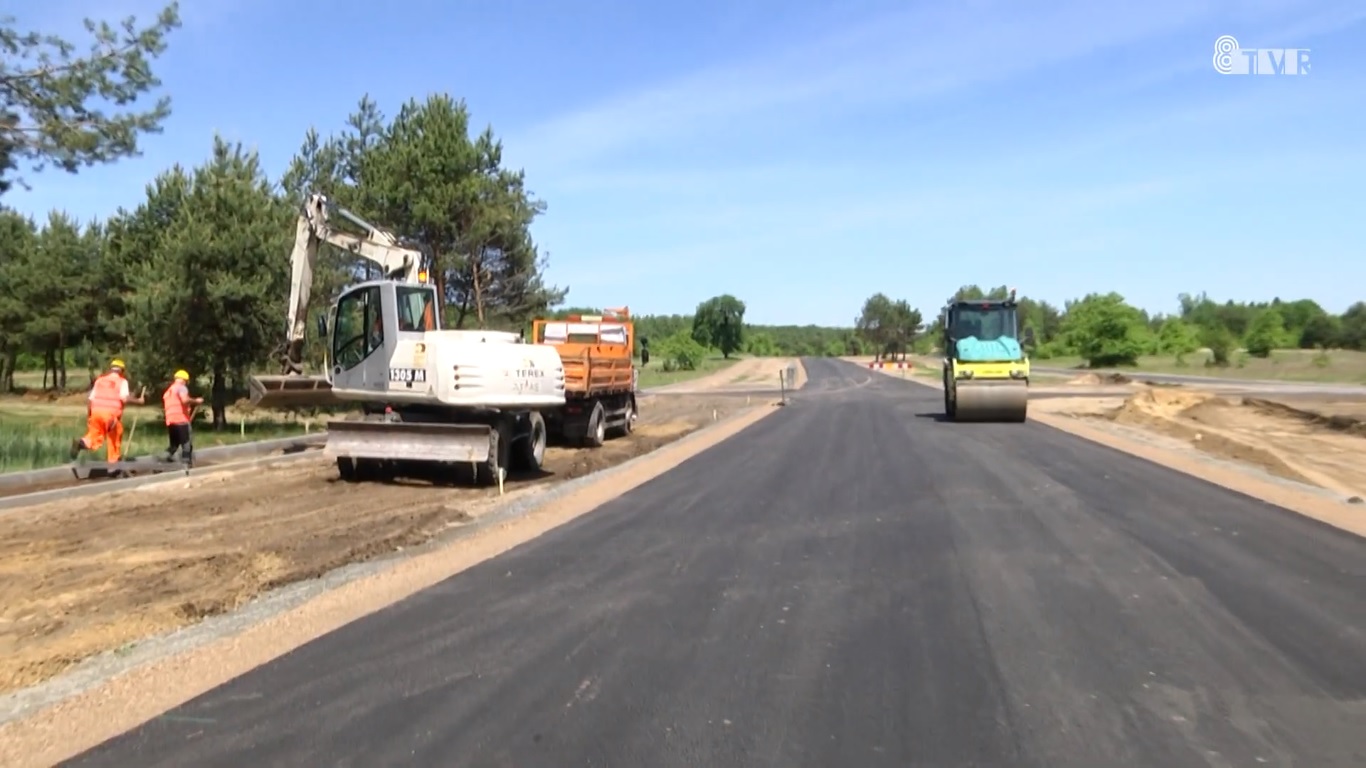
[248,193,567,486]
[940,289,1030,422]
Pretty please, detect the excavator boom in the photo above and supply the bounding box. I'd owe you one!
[280,193,429,374]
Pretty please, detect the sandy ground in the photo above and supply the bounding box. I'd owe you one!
[1031,386,1366,501]
[0,393,752,698]
[654,356,806,392]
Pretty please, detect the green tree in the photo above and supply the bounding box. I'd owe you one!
[692,294,746,358]
[1299,313,1340,350]
[856,293,922,360]
[1060,293,1148,367]
[1243,307,1291,358]
[856,293,896,358]
[1156,317,1200,360]
[29,211,98,389]
[131,136,291,427]
[655,329,709,371]
[0,208,38,389]
[289,94,565,330]
[1338,302,1366,351]
[0,3,182,196]
[1200,325,1236,366]
[744,331,779,356]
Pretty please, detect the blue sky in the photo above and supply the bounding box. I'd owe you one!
[8,0,1365,326]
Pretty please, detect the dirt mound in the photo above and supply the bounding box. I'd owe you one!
[1066,372,1132,386]
[1110,388,1212,417]
[1244,399,1366,438]
[1103,390,1312,485]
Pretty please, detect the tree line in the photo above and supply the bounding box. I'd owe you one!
[851,284,1366,368]
[548,295,863,372]
[0,3,574,428]
[0,95,565,428]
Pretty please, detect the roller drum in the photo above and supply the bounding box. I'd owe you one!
[953,380,1028,422]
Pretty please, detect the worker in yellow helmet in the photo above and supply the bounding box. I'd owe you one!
[71,358,146,465]
[162,369,204,466]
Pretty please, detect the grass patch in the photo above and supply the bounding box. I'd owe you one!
[1039,349,1366,384]
[0,404,312,472]
[636,355,738,389]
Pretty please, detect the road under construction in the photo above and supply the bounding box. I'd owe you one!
[2,358,1364,768]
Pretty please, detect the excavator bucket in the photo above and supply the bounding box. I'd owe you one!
[248,374,338,409]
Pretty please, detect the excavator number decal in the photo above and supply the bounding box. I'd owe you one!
[390,367,427,383]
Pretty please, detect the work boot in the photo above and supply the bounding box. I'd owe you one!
[69,438,83,460]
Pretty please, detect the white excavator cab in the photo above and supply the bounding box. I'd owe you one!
[318,279,564,410]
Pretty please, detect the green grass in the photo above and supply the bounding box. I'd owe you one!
[1038,348,1366,384]
[0,405,311,472]
[636,355,739,389]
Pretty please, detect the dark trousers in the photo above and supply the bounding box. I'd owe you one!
[166,422,193,464]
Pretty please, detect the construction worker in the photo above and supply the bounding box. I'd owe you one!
[70,359,146,465]
[162,369,204,465]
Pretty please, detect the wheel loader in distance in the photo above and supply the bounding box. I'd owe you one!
[940,289,1030,422]
[248,192,568,486]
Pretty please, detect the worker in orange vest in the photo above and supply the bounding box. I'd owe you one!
[162,369,204,465]
[70,359,146,464]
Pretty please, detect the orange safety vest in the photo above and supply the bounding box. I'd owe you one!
[89,372,126,415]
[163,381,190,425]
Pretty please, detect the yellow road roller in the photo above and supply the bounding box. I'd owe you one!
[940,290,1029,422]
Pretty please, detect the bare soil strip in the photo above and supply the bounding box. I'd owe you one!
[652,356,806,392]
[0,394,775,768]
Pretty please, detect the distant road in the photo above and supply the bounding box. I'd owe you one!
[1033,366,1366,396]
[68,359,1366,767]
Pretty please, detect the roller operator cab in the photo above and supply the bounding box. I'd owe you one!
[940,291,1030,423]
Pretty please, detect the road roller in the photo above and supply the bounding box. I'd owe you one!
[940,290,1029,422]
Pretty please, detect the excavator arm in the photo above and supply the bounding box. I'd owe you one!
[280,193,429,374]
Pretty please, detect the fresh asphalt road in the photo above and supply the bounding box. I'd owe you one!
[67,359,1366,767]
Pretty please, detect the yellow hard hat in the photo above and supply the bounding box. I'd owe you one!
[110,358,126,370]
[174,369,190,381]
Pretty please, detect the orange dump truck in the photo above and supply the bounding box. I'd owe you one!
[531,307,639,446]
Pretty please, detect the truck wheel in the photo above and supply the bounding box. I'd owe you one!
[584,401,606,448]
[477,421,513,486]
[607,399,635,439]
[513,412,547,471]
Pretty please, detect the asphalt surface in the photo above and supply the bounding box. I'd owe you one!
[67,358,1366,767]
